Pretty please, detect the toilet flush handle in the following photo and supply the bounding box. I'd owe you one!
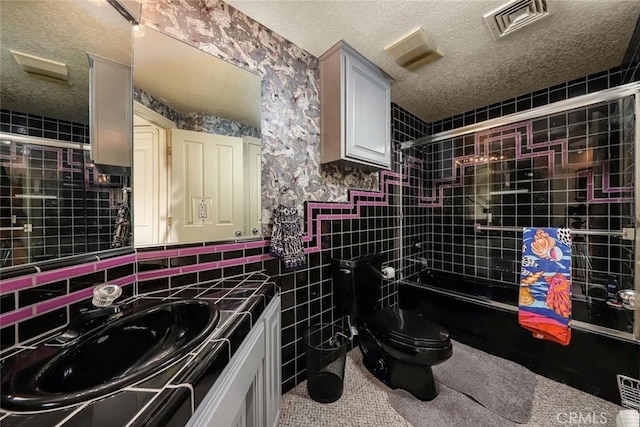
[617,289,639,310]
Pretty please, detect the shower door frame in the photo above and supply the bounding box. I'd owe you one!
[0,133,92,265]
[400,81,640,342]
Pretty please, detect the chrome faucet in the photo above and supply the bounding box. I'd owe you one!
[92,284,123,307]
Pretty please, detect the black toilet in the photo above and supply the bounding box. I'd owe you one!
[333,254,452,401]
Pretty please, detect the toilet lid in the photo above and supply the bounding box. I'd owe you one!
[365,307,450,348]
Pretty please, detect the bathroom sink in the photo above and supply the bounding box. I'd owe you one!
[1,299,219,411]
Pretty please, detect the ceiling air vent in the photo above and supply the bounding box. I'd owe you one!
[11,50,71,86]
[483,0,550,40]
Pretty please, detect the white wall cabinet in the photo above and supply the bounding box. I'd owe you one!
[187,295,281,427]
[88,54,132,168]
[320,41,392,170]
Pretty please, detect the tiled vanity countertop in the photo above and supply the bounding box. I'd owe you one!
[0,271,277,427]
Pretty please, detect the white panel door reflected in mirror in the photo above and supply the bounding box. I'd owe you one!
[133,27,261,246]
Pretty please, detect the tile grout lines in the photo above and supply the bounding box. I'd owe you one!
[410,120,632,207]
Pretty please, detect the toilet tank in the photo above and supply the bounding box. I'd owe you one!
[332,254,383,319]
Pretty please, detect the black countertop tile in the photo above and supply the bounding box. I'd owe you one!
[63,391,155,427]
[136,358,187,389]
[1,408,74,426]
[131,388,191,427]
[0,271,277,427]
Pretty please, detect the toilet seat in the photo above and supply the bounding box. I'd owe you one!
[366,307,450,349]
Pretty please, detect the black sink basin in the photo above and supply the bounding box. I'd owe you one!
[1,299,220,411]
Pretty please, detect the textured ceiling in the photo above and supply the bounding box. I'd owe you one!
[1,1,259,128]
[0,0,131,124]
[225,0,640,122]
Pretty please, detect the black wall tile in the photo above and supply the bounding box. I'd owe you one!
[106,264,134,281]
[0,294,16,314]
[1,325,15,350]
[18,308,66,342]
[138,278,170,294]
[18,281,67,307]
[69,271,106,293]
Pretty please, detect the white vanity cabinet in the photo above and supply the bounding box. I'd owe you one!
[320,40,392,170]
[187,295,281,427]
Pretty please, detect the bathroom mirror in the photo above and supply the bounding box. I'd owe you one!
[0,0,133,268]
[132,27,262,246]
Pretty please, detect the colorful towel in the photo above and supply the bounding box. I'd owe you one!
[519,227,572,346]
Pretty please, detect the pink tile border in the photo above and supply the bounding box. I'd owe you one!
[0,307,34,327]
[0,281,138,327]
[216,243,247,252]
[178,246,210,256]
[182,261,219,273]
[137,267,182,281]
[0,276,34,294]
[36,287,94,315]
[218,258,247,268]
[136,249,180,261]
[110,274,137,287]
[96,254,136,270]
[35,263,96,285]
[246,254,272,263]
[301,169,406,252]
[0,162,404,331]
[245,241,269,249]
[416,120,633,206]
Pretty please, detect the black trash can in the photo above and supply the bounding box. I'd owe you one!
[305,323,349,403]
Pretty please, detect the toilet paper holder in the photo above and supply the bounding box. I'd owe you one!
[381,266,395,280]
[366,264,396,280]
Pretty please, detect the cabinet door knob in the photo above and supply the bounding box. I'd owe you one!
[235,230,242,237]
[252,227,259,234]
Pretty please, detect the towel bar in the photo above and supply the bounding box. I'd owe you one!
[473,224,635,241]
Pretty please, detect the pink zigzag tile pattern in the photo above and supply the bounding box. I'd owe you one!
[303,169,407,253]
[1,118,633,327]
[409,120,633,207]
[0,170,408,327]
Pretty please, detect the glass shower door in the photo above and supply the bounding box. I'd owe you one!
[0,138,33,267]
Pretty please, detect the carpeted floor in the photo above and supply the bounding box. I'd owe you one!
[279,348,624,427]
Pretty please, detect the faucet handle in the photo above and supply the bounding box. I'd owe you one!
[617,289,639,310]
[92,284,122,307]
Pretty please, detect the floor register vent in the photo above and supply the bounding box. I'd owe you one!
[483,0,551,40]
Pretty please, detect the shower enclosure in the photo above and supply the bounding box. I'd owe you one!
[0,133,126,267]
[400,82,640,342]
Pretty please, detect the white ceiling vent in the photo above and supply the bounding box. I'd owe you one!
[483,0,551,40]
[384,28,444,71]
[11,50,71,86]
